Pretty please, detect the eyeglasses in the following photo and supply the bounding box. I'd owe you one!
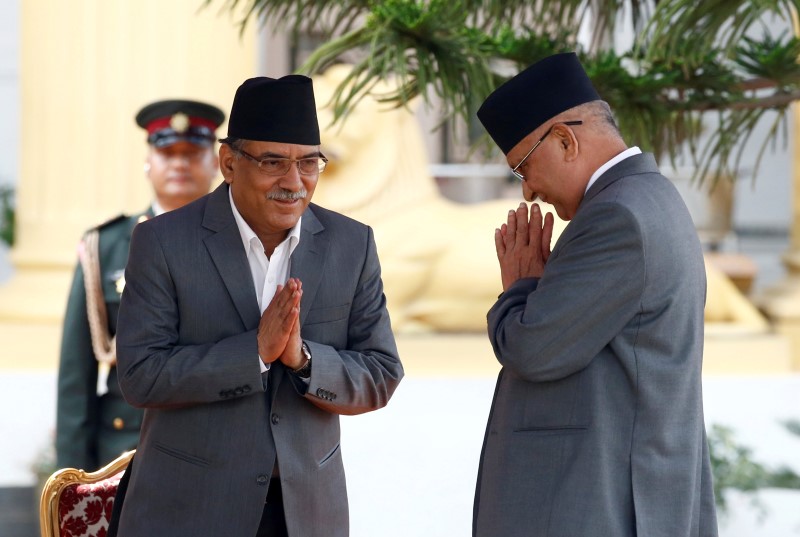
[233,146,328,176]
[511,120,583,181]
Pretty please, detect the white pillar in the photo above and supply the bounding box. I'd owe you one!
[0,0,256,369]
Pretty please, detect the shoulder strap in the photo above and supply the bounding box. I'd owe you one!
[79,229,117,367]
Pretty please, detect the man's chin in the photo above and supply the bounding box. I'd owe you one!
[554,206,572,221]
[162,188,205,206]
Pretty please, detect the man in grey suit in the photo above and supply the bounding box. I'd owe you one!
[472,53,718,536]
[114,75,403,537]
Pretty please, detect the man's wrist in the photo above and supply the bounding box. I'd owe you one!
[292,341,312,378]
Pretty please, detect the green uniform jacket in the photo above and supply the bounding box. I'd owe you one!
[56,209,152,470]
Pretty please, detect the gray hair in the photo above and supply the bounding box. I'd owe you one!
[223,137,246,155]
[568,100,621,138]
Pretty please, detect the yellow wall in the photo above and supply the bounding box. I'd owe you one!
[16,1,256,270]
[0,1,256,366]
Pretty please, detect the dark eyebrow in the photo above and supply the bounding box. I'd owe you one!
[256,151,322,160]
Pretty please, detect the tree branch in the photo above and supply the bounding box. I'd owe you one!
[691,89,800,111]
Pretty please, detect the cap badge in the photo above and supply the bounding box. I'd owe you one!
[169,112,190,133]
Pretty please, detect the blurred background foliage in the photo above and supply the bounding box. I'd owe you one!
[0,185,14,247]
[708,420,800,516]
[208,0,800,182]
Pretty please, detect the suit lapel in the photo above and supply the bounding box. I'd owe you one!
[550,153,661,259]
[582,152,659,203]
[200,189,329,399]
[202,183,261,330]
[271,204,329,404]
[291,205,329,327]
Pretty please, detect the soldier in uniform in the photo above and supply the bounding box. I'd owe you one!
[56,99,225,470]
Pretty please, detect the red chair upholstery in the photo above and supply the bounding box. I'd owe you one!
[39,450,135,537]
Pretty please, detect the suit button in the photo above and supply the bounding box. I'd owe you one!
[316,388,324,397]
[256,474,268,486]
[112,418,124,430]
[234,387,244,395]
[219,390,228,398]
[243,385,251,393]
[271,413,280,425]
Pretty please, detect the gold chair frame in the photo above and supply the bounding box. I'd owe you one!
[39,449,135,537]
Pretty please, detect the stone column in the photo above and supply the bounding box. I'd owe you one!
[758,100,800,370]
[757,11,800,370]
[0,1,256,368]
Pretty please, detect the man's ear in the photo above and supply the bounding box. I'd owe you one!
[218,144,235,184]
[553,124,579,162]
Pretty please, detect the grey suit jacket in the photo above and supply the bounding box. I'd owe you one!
[474,154,718,537]
[115,183,403,537]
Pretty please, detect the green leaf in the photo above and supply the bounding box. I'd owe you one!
[208,0,800,183]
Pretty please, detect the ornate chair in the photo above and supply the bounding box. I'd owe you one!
[39,450,135,537]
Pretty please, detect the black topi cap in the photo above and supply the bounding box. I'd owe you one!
[477,52,601,154]
[220,75,320,146]
[135,99,225,148]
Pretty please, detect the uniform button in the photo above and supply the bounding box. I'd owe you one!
[256,474,268,485]
[112,418,124,430]
[243,385,251,393]
[316,388,324,397]
[271,413,280,425]
[219,390,228,398]
[234,387,244,395]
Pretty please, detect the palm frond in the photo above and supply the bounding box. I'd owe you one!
[204,0,372,36]
[300,0,498,123]
[643,0,800,67]
[208,0,800,183]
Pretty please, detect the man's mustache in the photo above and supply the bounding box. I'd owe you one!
[267,188,307,201]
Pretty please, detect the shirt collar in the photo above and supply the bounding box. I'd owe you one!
[151,200,166,217]
[228,185,302,255]
[585,146,642,194]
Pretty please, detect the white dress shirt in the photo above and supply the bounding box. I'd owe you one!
[584,146,642,194]
[151,200,166,217]
[228,187,302,373]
